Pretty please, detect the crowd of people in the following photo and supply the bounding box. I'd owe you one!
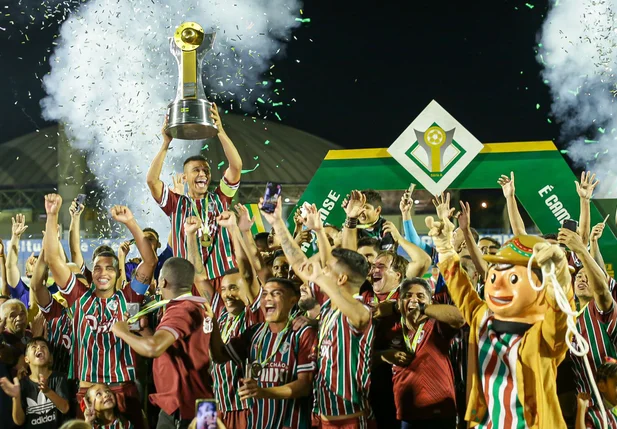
[0,109,616,429]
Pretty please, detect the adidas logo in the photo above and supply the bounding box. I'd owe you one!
[26,391,55,415]
[31,414,56,425]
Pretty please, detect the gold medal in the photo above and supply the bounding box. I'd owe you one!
[200,232,212,248]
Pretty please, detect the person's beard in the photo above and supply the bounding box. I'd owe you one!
[299,297,318,312]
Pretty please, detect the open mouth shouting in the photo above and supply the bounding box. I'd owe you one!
[264,303,277,319]
[488,295,513,307]
[195,178,208,190]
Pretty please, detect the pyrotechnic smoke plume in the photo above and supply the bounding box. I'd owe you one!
[41,0,301,236]
[538,0,617,197]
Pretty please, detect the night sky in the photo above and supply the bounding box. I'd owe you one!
[0,0,556,150]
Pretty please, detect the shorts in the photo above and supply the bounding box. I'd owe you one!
[221,409,249,429]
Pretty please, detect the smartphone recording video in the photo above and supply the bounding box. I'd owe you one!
[261,182,282,214]
[195,399,218,429]
[126,303,140,331]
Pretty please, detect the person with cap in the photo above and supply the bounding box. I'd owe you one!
[426,193,574,429]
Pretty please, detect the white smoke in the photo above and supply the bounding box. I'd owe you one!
[538,0,617,197]
[41,0,301,237]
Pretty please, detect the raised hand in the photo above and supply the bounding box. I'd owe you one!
[498,172,516,198]
[342,190,366,219]
[432,192,455,221]
[162,116,173,147]
[575,171,599,200]
[294,230,313,246]
[110,205,134,224]
[184,216,202,236]
[69,199,84,218]
[297,258,324,283]
[217,211,238,229]
[234,204,254,232]
[38,373,50,393]
[382,221,402,243]
[303,203,323,232]
[11,213,29,237]
[590,221,606,243]
[0,377,20,398]
[30,311,46,338]
[210,103,226,135]
[83,399,96,423]
[119,241,131,258]
[425,215,455,256]
[170,173,186,195]
[25,252,37,274]
[557,228,586,254]
[456,200,471,231]
[293,208,305,229]
[399,190,414,218]
[259,196,283,225]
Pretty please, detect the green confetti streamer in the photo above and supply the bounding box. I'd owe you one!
[598,127,606,134]
[584,140,598,144]
[560,150,568,154]
[525,3,534,9]
[272,102,283,107]
[201,144,209,150]
[275,112,282,121]
[241,163,260,174]
[262,81,268,85]
[217,161,225,169]
[547,119,552,123]
[257,98,265,103]
[264,140,270,145]
[294,18,311,23]
[253,156,259,160]
[275,79,282,83]
[536,104,540,109]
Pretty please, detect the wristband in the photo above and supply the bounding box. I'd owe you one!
[344,217,358,229]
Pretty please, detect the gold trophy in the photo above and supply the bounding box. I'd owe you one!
[166,22,217,140]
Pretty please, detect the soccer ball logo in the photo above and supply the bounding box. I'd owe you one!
[424,126,446,147]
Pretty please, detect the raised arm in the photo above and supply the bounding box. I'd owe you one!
[234,204,271,284]
[498,172,527,236]
[68,199,85,268]
[6,214,28,288]
[218,211,260,304]
[146,119,173,204]
[259,197,308,270]
[589,221,608,276]
[110,205,156,286]
[559,228,611,310]
[211,103,242,184]
[575,171,598,246]
[424,304,465,329]
[457,200,488,279]
[341,190,365,251]
[30,243,51,309]
[303,203,333,267]
[0,239,7,297]
[383,221,431,278]
[205,302,232,364]
[400,190,434,256]
[43,195,73,288]
[184,216,215,301]
[301,259,371,331]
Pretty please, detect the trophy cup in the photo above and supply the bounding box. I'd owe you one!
[166,22,217,140]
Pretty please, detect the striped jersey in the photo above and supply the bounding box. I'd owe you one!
[225,322,317,429]
[39,293,73,375]
[59,273,146,383]
[157,177,239,280]
[315,299,374,417]
[573,300,617,412]
[586,402,617,428]
[477,313,526,429]
[211,293,264,412]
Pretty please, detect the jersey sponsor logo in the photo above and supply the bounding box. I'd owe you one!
[84,315,116,333]
[260,362,289,384]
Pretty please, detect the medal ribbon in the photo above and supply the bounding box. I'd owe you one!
[402,317,426,354]
[189,193,210,244]
[255,316,294,369]
[318,307,340,351]
[372,288,398,306]
[126,292,192,324]
[221,310,244,343]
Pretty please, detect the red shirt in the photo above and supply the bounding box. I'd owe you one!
[392,318,457,421]
[150,296,214,419]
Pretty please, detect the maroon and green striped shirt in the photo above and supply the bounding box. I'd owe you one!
[59,273,146,383]
[211,292,263,412]
[315,299,374,417]
[157,178,239,280]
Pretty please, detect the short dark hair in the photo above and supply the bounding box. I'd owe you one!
[361,189,382,208]
[26,337,50,354]
[399,278,432,300]
[479,236,501,248]
[93,251,120,276]
[143,228,160,242]
[331,248,370,284]
[160,257,195,292]
[265,277,300,297]
[183,155,209,168]
[357,237,381,253]
[375,250,409,279]
[223,267,240,276]
[254,232,269,245]
[542,233,558,241]
[93,245,114,260]
[273,250,286,260]
[597,362,617,382]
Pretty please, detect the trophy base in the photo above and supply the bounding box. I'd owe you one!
[166,99,218,140]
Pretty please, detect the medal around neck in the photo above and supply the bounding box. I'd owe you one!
[166,22,217,140]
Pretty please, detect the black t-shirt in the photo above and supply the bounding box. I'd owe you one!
[20,372,68,429]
